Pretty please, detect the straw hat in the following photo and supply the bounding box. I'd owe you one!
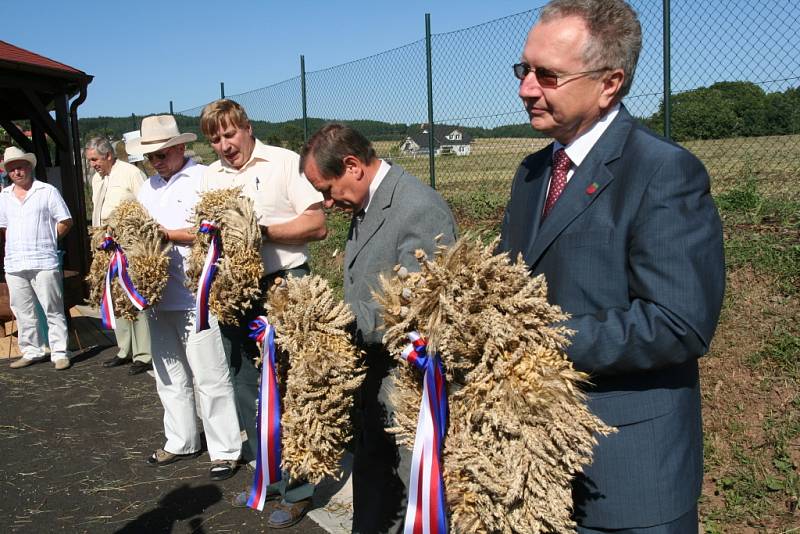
[125,115,197,155]
[1,146,37,170]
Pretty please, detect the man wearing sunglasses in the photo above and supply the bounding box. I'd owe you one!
[499,1,725,532]
[126,115,242,483]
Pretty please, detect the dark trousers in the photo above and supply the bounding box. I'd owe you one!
[351,345,411,534]
[219,263,313,502]
[577,505,699,534]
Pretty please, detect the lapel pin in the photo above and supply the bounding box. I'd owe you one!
[586,182,599,195]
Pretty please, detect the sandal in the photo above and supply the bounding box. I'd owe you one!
[146,448,201,467]
[209,459,238,481]
[267,498,312,529]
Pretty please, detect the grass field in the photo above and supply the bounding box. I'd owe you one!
[190,133,799,531]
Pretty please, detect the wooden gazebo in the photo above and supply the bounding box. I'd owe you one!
[0,40,93,306]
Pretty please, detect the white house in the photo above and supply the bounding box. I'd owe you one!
[400,125,473,156]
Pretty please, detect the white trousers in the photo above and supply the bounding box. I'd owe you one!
[6,269,68,361]
[148,310,241,461]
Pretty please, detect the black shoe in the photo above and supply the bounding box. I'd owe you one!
[103,356,131,368]
[128,361,153,375]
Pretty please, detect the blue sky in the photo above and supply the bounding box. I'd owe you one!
[4,0,546,118]
[6,0,798,125]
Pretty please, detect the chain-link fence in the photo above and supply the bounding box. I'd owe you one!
[171,0,799,209]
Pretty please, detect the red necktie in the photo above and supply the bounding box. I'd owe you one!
[542,148,571,220]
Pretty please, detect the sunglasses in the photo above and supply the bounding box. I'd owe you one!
[145,150,170,161]
[513,62,607,88]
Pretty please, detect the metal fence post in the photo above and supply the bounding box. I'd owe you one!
[169,101,174,115]
[301,55,308,142]
[425,13,436,189]
[220,82,225,99]
[663,0,671,140]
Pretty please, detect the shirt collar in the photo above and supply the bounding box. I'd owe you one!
[105,159,122,177]
[4,178,45,195]
[219,138,269,173]
[363,159,391,214]
[155,158,196,184]
[554,103,620,167]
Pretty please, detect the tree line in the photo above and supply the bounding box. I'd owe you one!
[77,81,798,148]
[641,81,799,141]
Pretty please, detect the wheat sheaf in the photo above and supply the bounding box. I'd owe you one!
[186,187,264,325]
[377,236,614,534]
[265,275,365,484]
[86,200,171,320]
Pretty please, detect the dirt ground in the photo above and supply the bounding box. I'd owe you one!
[0,342,328,534]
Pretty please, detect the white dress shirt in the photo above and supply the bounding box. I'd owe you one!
[553,104,621,184]
[362,159,392,215]
[202,140,323,274]
[0,179,71,273]
[138,159,205,311]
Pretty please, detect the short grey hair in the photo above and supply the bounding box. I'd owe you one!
[539,0,642,99]
[84,136,116,159]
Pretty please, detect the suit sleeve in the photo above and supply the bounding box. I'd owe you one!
[565,149,725,376]
[356,189,458,346]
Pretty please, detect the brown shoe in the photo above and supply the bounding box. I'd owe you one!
[54,358,71,370]
[267,498,312,529]
[10,357,38,369]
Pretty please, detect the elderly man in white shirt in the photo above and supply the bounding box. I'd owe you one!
[1,147,73,370]
[86,136,153,375]
[127,115,241,481]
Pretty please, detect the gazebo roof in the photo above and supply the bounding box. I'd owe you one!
[0,40,86,76]
[0,40,93,122]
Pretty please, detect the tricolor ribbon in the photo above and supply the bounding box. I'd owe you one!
[246,315,282,511]
[402,331,449,534]
[195,220,220,332]
[98,235,148,330]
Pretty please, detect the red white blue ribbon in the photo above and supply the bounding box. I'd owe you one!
[195,220,220,332]
[246,315,282,511]
[98,235,148,330]
[402,331,449,534]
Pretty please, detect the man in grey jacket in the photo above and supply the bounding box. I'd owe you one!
[301,124,457,534]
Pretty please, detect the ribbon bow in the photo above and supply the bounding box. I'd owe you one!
[401,331,449,534]
[98,235,148,330]
[246,315,282,511]
[195,220,220,332]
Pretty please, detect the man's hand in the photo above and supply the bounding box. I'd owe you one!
[259,203,327,245]
[159,225,195,244]
[56,218,73,240]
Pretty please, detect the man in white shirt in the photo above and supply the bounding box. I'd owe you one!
[85,136,153,375]
[200,99,326,527]
[127,115,241,481]
[1,147,73,370]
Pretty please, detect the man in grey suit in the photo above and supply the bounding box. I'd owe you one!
[499,1,725,532]
[301,124,457,534]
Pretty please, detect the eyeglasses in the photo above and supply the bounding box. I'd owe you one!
[145,150,170,161]
[513,62,607,88]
